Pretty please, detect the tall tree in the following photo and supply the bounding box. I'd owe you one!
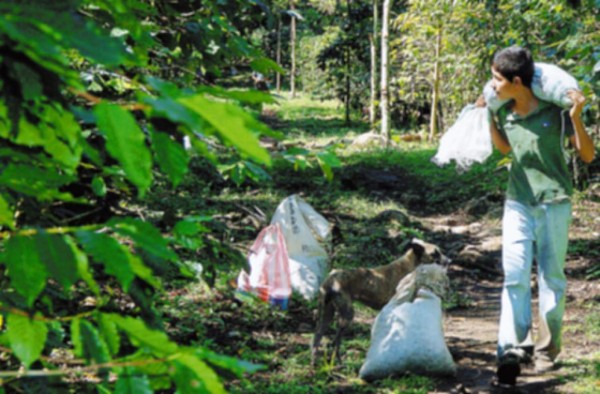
[277,16,283,92]
[380,0,391,142]
[345,0,353,123]
[369,0,379,128]
[429,15,442,141]
[290,0,297,97]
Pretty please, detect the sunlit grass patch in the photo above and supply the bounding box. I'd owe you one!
[268,92,343,121]
[230,377,328,394]
[558,353,600,393]
[577,303,600,341]
[267,92,370,139]
[333,194,408,219]
[443,285,475,310]
[564,302,600,339]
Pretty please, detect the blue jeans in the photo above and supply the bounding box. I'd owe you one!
[497,199,572,361]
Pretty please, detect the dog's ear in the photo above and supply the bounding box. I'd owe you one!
[408,238,425,258]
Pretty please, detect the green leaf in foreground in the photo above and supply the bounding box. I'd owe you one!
[75,230,136,291]
[98,313,120,356]
[4,235,48,306]
[178,95,271,165]
[172,216,210,250]
[316,151,341,182]
[172,354,225,394]
[115,368,153,394]
[109,217,177,262]
[109,314,178,355]
[79,320,111,364]
[65,235,100,296]
[0,164,77,201]
[92,176,107,197]
[150,129,189,187]
[0,193,15,229]
[199,86,276,105]
[35,232,79,290]
[195,348,265,377]
[7,313,47,368]
[250,56,285,75]
[94,103,152,196]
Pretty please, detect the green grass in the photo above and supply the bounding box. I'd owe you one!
[266,92,371,140]
[558,301,600,392]
[557,354,600,393]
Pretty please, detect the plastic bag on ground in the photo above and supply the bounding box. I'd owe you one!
[484,62,579,113]
[236,223,292,309]
[359,265,455,381]
[270,194,331,300]
[431,104,492,172]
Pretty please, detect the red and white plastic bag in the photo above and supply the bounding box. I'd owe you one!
[237,223,292,309]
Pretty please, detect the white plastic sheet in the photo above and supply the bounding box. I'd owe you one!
[270,195,331,300]
[431,105,492,172]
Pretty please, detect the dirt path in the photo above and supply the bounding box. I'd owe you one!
[419,208,600,394]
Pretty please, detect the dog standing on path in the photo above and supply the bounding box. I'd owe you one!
[311,238,451,364]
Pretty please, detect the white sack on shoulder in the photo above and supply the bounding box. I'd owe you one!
[484,62,579,113]
[271,194,331,300]
[431,105,492,172]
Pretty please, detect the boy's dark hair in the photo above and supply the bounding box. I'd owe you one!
[492,46,535,88]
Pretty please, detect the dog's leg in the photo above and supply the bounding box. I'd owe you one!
[331,293,354,363]
[311,292,334,366]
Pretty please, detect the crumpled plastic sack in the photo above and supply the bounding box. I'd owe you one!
[237,223,292,307]
[270,195,331,300]
[431,105,492,172]
[484,62,579,113]
[359,265,455,381]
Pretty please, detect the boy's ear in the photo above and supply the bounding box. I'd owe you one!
[513,76,522,86]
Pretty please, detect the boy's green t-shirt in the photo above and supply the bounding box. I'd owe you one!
[491,100,574,205]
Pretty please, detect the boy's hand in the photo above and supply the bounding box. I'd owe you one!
[475,95,486,108]
[567,89,585,118]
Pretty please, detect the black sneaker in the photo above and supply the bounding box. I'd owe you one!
[496,353,521,386]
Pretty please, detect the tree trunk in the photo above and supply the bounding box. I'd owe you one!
[428,20,442,142]
[276,17,282,93]
[290,1,296,98]
[345,47,351,123]
[369,0,378,129]
[345,0,353,124]
[380,0,390,144]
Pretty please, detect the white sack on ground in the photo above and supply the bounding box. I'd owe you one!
[359,265,455,381]
[484,62,579,113]
[270,194,331,300]
[431,105,492,172]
